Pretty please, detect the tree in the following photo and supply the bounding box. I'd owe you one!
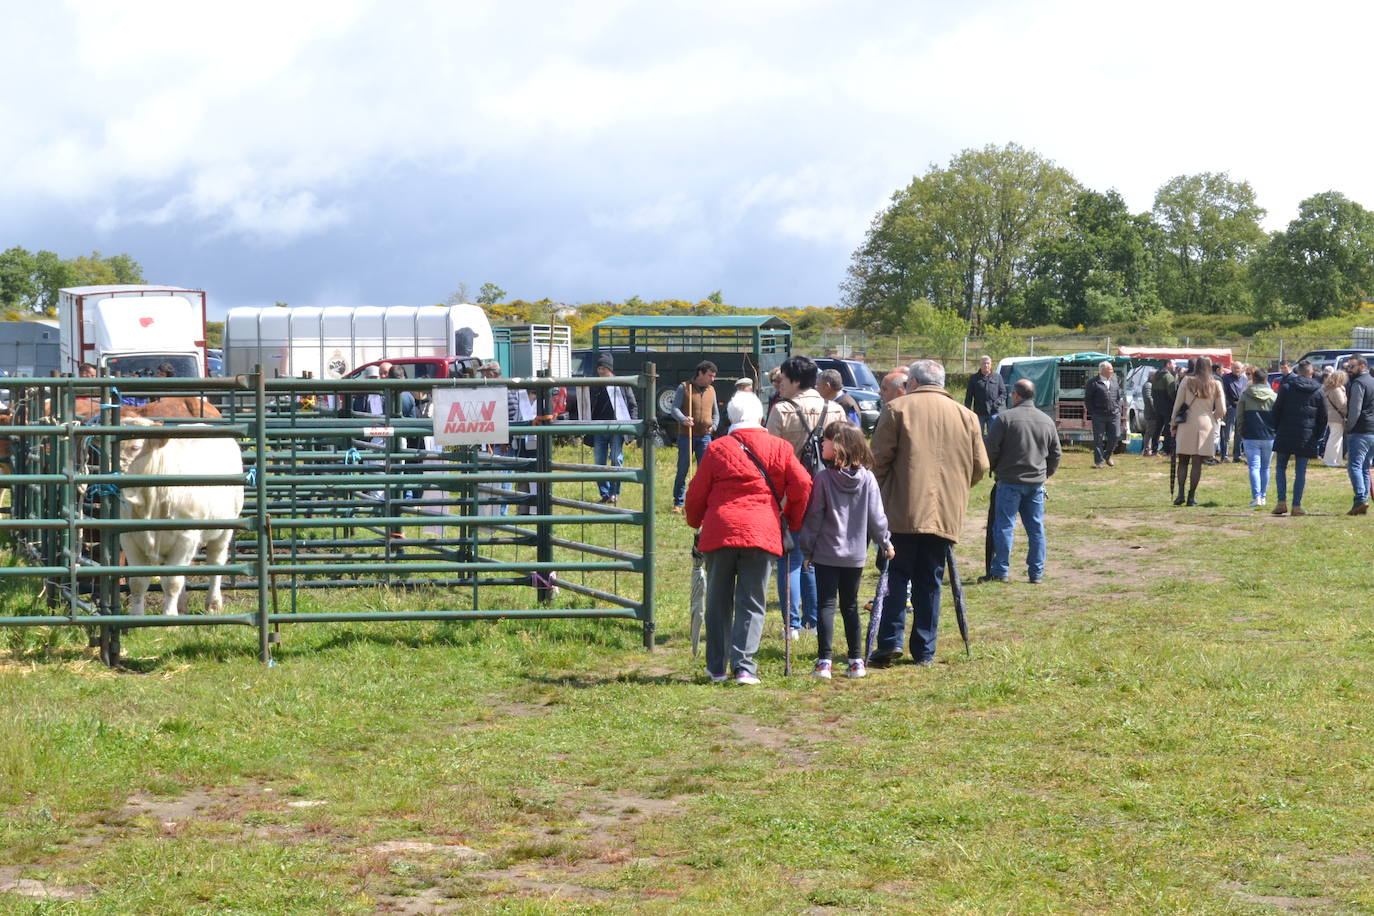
[1017,189,1161,326]
[842,143,1080,331]
[0,247,36,310]
[903,300,968,361]
[476,282,507,305]
[0,247,144,314]
[1250,191,1374,322]
[1151,172,1266,314]
[706,290,724,305]
[445,283,471,305]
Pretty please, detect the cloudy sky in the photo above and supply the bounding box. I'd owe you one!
[3,0,1372,318]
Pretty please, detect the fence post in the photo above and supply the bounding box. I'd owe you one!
[962,336,968,373]
[641,361,657,651]
[254,367,272,665]
[1030,336,1035,356]
[535,371,554,603]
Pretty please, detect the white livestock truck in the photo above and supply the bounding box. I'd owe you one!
[58,286,209,377]
[222,305,496,379]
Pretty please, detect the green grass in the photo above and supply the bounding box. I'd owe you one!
[3,445,1374,913]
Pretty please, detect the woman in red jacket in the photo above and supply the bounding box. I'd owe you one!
[686,392,811,684]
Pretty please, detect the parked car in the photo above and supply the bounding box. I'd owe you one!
[812,357,882,434]
[1123,363,1156,434]
[1295,349,1374,373]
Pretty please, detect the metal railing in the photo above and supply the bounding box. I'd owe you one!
[0,366,657,666]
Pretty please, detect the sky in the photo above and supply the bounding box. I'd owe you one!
[3,0,1373,319]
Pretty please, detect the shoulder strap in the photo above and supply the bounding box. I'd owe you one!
[733,434,783,507]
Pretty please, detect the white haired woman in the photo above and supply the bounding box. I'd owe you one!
[685,392,811,685]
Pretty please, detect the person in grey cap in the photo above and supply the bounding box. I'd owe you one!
[588,352,638,505]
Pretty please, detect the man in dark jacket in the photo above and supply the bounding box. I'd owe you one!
[589,353,639,505]
[1220,363,1247,462]
[1270,360,1325,516]
[1149,361,1178,456]
[1343,356,1374,514]
[964,356,1007,437]
[1085,361,1121,469]
[983,380,1061,584]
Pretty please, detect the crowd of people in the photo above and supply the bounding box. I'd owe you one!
[1131,355,1374,515]
[682,355,990,685]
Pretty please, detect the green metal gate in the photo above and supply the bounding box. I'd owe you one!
[0,366,657,666]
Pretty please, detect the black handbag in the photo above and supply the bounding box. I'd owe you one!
[1173,401,1190,425]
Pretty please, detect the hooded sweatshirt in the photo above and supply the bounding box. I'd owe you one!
[1235,382,1276,441]
[798,465,891,568]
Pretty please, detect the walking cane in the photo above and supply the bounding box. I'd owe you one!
[783,539,793,676]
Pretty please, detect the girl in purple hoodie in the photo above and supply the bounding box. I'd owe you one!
[799,422,893,679]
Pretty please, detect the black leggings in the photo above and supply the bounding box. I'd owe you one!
[814,563,864,661]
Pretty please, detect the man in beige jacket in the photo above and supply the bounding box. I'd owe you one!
[869,359,988,666]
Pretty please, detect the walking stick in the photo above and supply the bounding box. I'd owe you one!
[782,545,792,676]
[1169,445,1177,496]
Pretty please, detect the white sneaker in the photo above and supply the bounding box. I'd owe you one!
[812,660,832,679]
[1259,495,1267,505]
[735,671,761,685]
[789,628,801,641]
[846,659,867,679]
[1249,497,1261,508]
[704,668,727,683]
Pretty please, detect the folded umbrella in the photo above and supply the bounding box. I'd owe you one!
[864,567,890,662]
[690,534,706,656]
[947,544,970,657]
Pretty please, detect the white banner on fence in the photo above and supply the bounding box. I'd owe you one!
[432,388,509,445]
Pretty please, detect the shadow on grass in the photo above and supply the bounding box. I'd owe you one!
[527,671,683,688]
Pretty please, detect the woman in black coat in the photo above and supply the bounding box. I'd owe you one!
[1270,362,1327,516]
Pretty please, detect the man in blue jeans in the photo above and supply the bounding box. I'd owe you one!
[1344,356,1374,515]
[870,359,988,666]
[588,353,638,505]
[982,379,1061,583]
[670,361,719,512]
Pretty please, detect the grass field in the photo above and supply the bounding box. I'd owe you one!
[3,442,1374,914]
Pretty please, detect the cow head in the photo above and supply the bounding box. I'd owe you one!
[119,416,166,470]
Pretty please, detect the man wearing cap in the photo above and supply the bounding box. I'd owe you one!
[670,361,719,513]
[589,353,638,505]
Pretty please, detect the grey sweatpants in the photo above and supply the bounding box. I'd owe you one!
[703,547,774,678]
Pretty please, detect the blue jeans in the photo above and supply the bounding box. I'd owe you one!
[776,540,817,630]
[876,533,948,662]
[989,482,1046,580]
[1348,432,1374,504]
[1243,439,1273,500]
[978,413,998,438]
[592,434,625,500]
[1220,407,1238,458]
[672,434,710,506]
[1275,452,1309,507]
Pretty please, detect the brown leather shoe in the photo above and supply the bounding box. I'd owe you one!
[1271,502,1288,516]
[1291,506,1307,516]
[1348,502,1369,516]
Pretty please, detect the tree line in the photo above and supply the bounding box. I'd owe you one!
[841,143,1374,333]
[0,247,145,317]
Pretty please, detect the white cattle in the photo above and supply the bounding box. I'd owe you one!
[119,418,245,615]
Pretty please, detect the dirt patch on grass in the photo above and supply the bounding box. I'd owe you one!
[1221,881,1335,910]
[0,866,94,901]
[719,712,816,765]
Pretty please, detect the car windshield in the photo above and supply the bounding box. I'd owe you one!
[104,355,200,378]
[848,362,879,391]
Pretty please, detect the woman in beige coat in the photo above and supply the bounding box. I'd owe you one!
[1170,357,1226,506]
[1322,369,1348,467]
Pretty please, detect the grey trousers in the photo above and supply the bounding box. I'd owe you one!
[703,547,774,678]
